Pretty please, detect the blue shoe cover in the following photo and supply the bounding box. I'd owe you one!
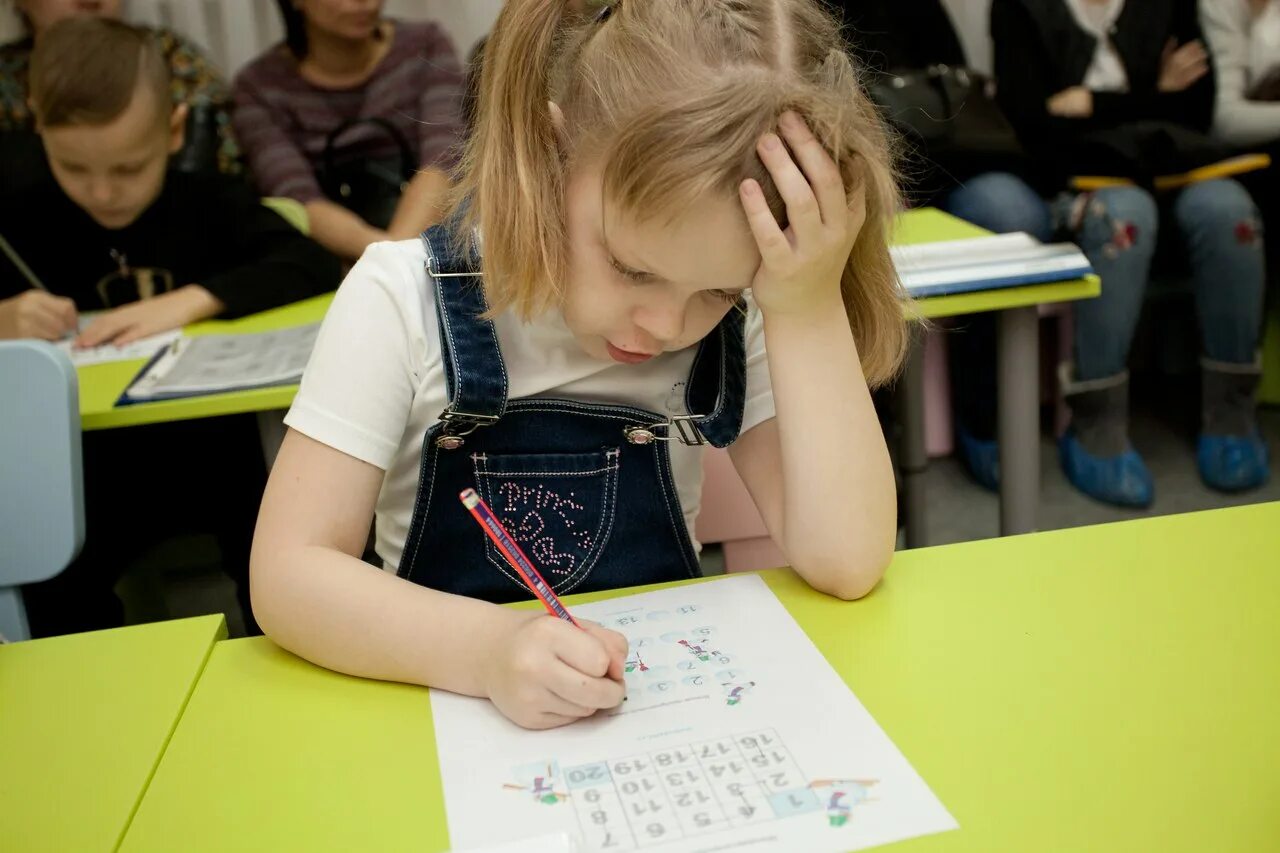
[1197,432,1270,492]
[1059,431,1154,508]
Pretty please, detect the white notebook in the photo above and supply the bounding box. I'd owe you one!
[891,232,1093,297]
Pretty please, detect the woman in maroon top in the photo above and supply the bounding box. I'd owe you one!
[232,1,466,262]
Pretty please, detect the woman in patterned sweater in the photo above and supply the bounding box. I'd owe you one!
[232,1,466,262]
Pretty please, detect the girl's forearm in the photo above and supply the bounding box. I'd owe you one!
[762,300,897,598]
[250,545,530,695]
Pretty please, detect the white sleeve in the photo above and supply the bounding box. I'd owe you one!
[740,299,776,434]
[284,243,423,470]
[1204,0,1280,146]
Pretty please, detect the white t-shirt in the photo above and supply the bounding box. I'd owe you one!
[285,239,777,570]
[1064,0,1129,92]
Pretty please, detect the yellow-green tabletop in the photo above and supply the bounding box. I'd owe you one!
[0,615,227,852]
[78,294,333,431]
[893,208,1100,319]
[120,505,1279,852]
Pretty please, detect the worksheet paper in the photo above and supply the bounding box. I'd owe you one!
[56,315,181,367]
[432,575,957,853]
[122,323,319,400]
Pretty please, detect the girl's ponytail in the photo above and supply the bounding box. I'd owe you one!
[453,0,574,316]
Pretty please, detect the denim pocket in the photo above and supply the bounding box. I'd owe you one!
[471,448,621,594]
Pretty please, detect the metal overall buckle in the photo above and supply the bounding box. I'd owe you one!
[623,415,707,447]
[435,408,499,450]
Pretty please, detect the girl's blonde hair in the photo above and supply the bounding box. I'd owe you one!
[453,0,908,386]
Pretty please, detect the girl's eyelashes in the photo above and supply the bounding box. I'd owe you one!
[707,289,743,305]
[608,255,656,283]
[608,254,741,304]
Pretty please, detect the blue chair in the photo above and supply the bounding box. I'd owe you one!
[0,340,84,641]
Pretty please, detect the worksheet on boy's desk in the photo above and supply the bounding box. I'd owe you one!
[55,315,180,367]
[434,575,957,853]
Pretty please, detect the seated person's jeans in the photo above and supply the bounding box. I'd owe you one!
[941,173,1265,440]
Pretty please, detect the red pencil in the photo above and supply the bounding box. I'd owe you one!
[459,488,583,629]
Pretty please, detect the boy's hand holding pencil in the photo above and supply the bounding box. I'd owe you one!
[0,290,77,341]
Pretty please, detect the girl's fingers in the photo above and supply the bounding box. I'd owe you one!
[739,179,790,267]
[539,686,600,719]
[546,659,625,710]
[529,712,581,730]
[756,130,822,236]
[777,111,846,227]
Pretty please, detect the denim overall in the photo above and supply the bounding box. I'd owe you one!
[396,225,748,602]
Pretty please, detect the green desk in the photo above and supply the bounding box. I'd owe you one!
[894,209,1100,543]
[78,294,333,433]
[0,615,226,852]
[120,505,1278,852]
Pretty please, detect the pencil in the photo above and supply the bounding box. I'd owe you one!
[459,488,583,628]
[0,231,50,293]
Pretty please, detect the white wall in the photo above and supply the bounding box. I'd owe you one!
[0,1,504,77]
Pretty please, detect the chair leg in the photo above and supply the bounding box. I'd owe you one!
[0,586,31,643]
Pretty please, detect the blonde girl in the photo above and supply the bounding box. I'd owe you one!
[251,0,908,730]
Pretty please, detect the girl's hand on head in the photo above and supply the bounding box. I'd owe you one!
[740,111,866,320]
[482,613,628,730]
[76,284,224,348]
[0,291,78,341]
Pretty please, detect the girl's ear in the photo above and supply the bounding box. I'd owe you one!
[549,101,567,148]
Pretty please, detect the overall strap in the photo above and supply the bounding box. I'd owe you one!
[421,225,508,438]
[684,306,748,448]
[625,306,748,449]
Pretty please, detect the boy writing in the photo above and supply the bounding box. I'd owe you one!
[1,17,340,637]
[0,16,339,343]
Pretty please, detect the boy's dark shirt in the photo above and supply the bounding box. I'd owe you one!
[0,168,341,317]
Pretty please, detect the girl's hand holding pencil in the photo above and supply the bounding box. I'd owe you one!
[460,489,628,730]
[480,613,628,730]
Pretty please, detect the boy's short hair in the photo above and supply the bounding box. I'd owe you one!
[29,17,170,128]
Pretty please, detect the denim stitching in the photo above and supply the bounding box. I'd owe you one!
[400,431,443,581]
[559,460,620,593]
[474,452,622,592]
[423,235,463,407]
[652,444,703,579]
[473,454,528,591]
[475,466,618,478]
[475,281,509,416]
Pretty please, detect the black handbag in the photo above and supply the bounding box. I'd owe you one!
[316,117,418,229]
[868,64,1029,196]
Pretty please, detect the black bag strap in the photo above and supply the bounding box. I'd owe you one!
[321,116,417,180]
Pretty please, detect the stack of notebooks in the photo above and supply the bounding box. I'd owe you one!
[118,323,320,404]
[890,232,1093,298]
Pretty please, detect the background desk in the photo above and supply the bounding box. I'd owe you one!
[77,294,333,433]
[120,505,1278,852]
[0,615,226,852]
[894,209,1100,544]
